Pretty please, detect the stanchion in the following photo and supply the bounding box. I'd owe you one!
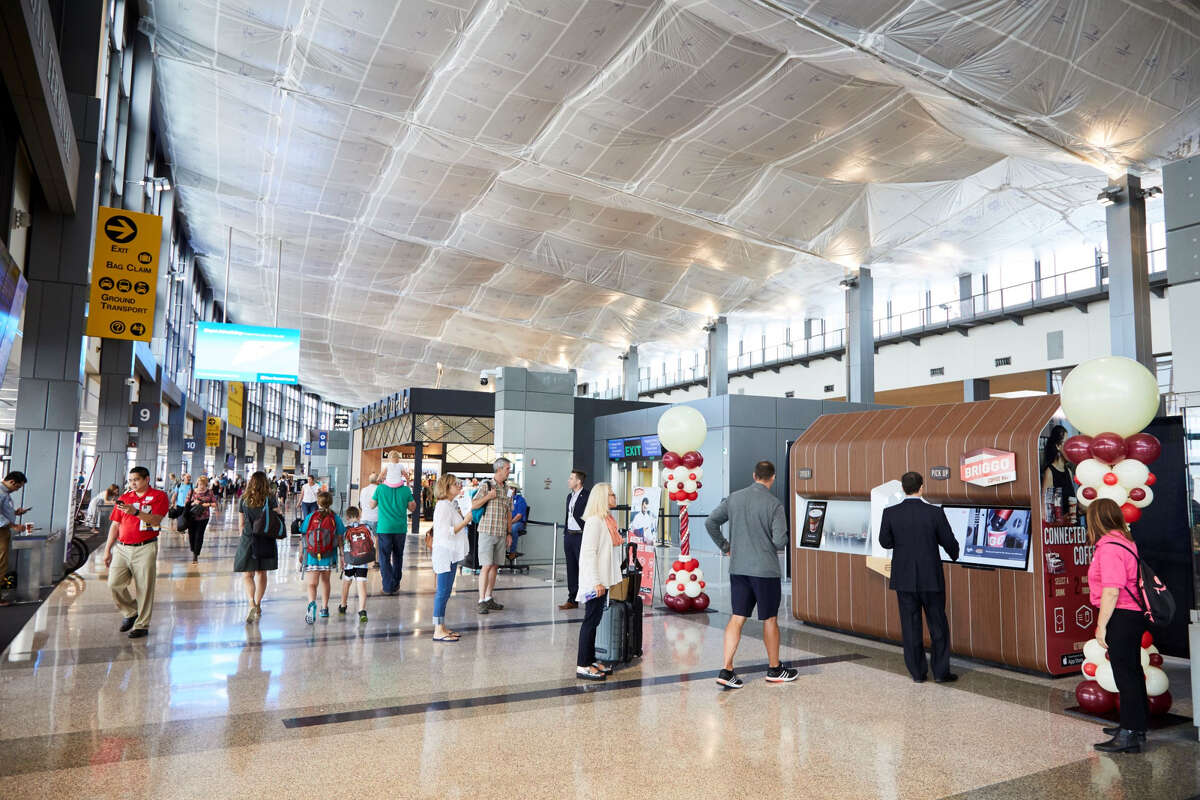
[544,522,558,584]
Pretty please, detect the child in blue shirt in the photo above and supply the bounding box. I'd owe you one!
[299,491,345,623]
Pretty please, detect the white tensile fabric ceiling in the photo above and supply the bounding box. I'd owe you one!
[145,0,1200,406]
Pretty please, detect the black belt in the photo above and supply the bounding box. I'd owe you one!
[119,536,159,547]
[565,529,582,535]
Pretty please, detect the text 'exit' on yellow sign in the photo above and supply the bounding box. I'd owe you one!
[85,206,162,342]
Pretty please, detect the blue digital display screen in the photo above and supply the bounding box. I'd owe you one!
[607,435,662,461]
[194,322,300,383]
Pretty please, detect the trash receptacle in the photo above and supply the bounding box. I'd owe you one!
[11,530,63,603]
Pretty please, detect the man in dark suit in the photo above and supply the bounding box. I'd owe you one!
[559,469,589,610]
[878,471,961,683]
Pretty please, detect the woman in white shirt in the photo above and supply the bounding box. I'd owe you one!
[575,482,623,681]
[430,473,470,642]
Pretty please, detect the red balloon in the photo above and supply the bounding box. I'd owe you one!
[1102,472,1119,486]
[1074,476,1082,485]
[1148,691,1172,716]
[1090,433,1128,465]
[689,573,698,581]
[676,583,685,592]
[1083,662,1097,676]
[667,573,676,582]
[1075,680,1117,713]
[696,481,702,490]
[699,581,706,588]
[687,491,698,501]
[672,560,684,571]
[682,451,703,469]
[676,481,685,490]
[678,595,695,611]
[687,558,699,570]
[661,451,682,469]
[1145,473,1157,486]
[1149,653,1163,667]
[688,472,697,481]
[1063,435,1094,465]
[1129,487,1146,502]
[692,593,710,611]
[1121,503,1142,524]
[664,594,680,610]
[1141,631,1154,648]
[1081,486,1098,500]
[1124,433,1162,465]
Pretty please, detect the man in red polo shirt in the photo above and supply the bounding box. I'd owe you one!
[104,466,168,638]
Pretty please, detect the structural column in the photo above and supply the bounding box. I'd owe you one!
[412,442,423,533]
[620,345,639,401]
[706,316,728,397]
[11,96,101,534]
[845,268,875,403]
[1105,172,1153,370]
[964,379,990,402]
[166,401,186,476]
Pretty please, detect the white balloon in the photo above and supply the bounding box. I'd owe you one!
[683,580,702,598]
[1144,665,1169,697]
[1130,485,1154,509]
[1112,459,1150,490]
[682,479,697,493]
[1083,638,1106,663]
[1095,660,1118,693]
[690,567,704,582]
[674,569,691,585]
[1095,484,1128,506]
[1060,356,1160,437]
[1140,647,1150,670]
[1075,458,1110,487]
[689,466,704,481]
[657,406,707,453]
[665,581,681,597]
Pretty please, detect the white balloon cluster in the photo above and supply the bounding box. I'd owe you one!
[1075,458,1155,511]
[1075,633,1171,716]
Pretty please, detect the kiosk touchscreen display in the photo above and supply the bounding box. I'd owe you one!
[939,506,1032,570]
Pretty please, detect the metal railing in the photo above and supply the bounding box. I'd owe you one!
[596,249,1168,398]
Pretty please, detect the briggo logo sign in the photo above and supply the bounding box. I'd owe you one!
[960,448,1017,487]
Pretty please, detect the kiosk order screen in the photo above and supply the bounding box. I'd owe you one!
[939,507,1031,570]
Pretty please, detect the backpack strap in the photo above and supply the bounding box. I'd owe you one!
[1098,539,1147,614]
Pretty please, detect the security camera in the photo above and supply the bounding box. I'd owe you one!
[124,377,138,387]
[479,369,489,386]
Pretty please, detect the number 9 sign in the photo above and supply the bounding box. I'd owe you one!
[132,403,157,427]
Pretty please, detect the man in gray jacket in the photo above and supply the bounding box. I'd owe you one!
[705,460,798,689]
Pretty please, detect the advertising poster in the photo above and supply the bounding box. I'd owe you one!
[1042,520,1094,671]
[799,500,827,548]
[629,486,659,601]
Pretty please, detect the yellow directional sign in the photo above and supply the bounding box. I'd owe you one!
[85,206,162,341]
[227,382,244,429]
[206,416,221,448]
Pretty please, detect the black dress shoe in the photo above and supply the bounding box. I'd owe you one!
[934,673,959,683]
[127,628,149,639]
[1102,725,1120,736]
[119,616,136,632]
[912,676,927,683]
[1094,729,1145,753]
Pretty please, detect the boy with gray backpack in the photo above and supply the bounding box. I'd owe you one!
[338,506,374,623]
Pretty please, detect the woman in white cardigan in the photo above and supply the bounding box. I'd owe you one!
[429,474,470,641]
[575,482,623,681]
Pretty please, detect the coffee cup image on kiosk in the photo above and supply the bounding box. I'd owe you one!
[985,508,1028,549]
[808,507,823,533]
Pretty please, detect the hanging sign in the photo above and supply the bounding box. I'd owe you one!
[85,206,162,341]
[227,382,244,429]
[205,416,221,447]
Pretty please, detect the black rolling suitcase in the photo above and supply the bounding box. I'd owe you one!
[463,523,481,571]
[595,594,643,664]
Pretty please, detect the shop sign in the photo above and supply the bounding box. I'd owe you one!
[333,413,350,431]
[929,466,951,480]
[606,435,662,461]
[796,467,813,480]
[959,448,1016,487]
[85,206,162,341]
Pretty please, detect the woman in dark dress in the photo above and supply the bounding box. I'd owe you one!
[1042,424,1076,520]
[235,471,278,623]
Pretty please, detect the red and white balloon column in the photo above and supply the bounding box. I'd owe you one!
[656,406,710,613]
[1060,356,1172,715]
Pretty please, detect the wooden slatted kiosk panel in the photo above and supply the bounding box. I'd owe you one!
[789,396,1060,673]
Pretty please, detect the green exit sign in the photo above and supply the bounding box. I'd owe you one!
[624,443,642,458]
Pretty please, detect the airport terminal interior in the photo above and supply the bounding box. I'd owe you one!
[2,1,1200,798]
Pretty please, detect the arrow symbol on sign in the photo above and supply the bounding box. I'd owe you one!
[104,215,138,244]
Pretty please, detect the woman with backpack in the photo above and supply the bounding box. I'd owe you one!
[234,471,279,623]
[299,490,346,624]
[1087,497,1150,753]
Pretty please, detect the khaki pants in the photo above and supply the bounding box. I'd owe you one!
[108,540,158,629]
[0,525,10,581]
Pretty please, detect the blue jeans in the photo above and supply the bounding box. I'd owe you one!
[377,533,405,594]
[507,526,524,555]
[434,563,458,624]
[302,501,317,519]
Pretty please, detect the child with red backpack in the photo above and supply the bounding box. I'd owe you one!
[299,491,346,624]
[338,506,374,623]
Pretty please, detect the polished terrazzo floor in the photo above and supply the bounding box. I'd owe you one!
[1,499,1196,799]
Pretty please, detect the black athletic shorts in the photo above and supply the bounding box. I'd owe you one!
[729,573,781,620]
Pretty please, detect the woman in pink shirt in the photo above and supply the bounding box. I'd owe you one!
[1086,498,1148,753]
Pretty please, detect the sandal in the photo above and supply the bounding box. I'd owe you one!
[592,662,613,674]
[433,633,460,642]
[576,667,606,681]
